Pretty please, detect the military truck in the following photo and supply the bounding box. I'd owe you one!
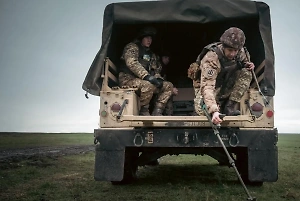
[83,0,277,185]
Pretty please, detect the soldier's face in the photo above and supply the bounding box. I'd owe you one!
[162,56,170,65]
[141,36,152,48]
[224,47,239,60]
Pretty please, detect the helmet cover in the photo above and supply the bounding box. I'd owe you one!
[220,27,245,49]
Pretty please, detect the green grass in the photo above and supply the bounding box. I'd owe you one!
[0,133,299,201]
[0,132,94,148]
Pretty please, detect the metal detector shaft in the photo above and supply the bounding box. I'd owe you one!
[201,101,256,201]
[244,47,273,112]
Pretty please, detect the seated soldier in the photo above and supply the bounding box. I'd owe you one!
[118,27,173,116]
[158,50,178,115]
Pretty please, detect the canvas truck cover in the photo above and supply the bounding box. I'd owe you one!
[82,0,275,96]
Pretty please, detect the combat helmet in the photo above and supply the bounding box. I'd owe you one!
[137,26,157,39]
[220,27,245,49]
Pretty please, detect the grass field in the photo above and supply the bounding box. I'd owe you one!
[0,132,93,148]
[0,133,299,201]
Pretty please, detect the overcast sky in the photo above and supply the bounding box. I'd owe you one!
[0,0,299,133]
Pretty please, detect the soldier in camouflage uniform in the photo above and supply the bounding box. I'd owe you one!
[188,27,255,125]
[153,50,179,116]
[119,27,173,116]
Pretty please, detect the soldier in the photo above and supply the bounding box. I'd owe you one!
[159,50,178,115]
[188,27,255,125]
[119,27,173,116]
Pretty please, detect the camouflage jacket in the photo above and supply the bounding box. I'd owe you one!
[120,41,162,80]
[195,43,250,113]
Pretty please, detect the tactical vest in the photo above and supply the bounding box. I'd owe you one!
[195,42,244,88]
[120,42,153,76]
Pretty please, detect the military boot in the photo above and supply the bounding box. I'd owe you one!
[163,99,173,116]
[152,103,165,116]
[224,100,241,116]
[139,104,150,116]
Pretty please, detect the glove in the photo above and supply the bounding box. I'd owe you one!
[156,78,164,88]
[143,75,163,88]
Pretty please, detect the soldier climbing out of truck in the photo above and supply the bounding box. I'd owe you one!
[188,27,255,125]
[118,26,174,116]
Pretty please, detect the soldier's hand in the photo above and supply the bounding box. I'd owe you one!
[245,62,255,71]
[173,87,179,96]
[156,78,164,88]
[212,111,223,125]
[143,75,155,82]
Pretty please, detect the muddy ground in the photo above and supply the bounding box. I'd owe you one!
[0,145,95,169]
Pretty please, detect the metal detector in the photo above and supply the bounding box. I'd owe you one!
[200,100,256,201]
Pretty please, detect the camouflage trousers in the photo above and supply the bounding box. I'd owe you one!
[151,94,174,115]
[194,68,252,115]
[119,72,173,107]
[164,95,174,115]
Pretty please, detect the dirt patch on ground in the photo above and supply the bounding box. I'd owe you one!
[0,145,95,169]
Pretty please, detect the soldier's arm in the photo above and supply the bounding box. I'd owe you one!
[238,48,249,63]
[200,51,221,114]
[123,43,149,79]
[239,48,255,70]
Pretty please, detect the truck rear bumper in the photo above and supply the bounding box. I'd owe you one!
[94,127,277,148]
[94,128,278,182]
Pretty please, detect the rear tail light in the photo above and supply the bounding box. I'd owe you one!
[266,110,274,118]
[251,102,264,118]
[111,102,121,112]
[100,102,121,117]
[251,102,264,111]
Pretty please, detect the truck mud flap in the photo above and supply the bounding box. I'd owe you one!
[248,146,278,182]
[94,144,125,181]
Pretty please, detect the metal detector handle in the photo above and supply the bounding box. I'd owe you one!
[219,114,225,119]
[200,99,220,133]
[216,113,226,128]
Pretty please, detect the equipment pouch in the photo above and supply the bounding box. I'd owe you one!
[187,62,201,80]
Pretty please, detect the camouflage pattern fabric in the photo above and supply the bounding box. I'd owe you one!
[119,42,172,107]
[216,68,252,102]
[220,27,245,49]
[163,95,174,115]
[119,73,173,106]
[119,72,156,106]
[154,81,173,106]
[193,44,252,115]
[198,51,221,114]
[120,42,162,79]
[193,88,205,116]
[187,62,200,80]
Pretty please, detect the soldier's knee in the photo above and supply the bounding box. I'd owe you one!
[142,80,156,91]
[165,81,173,88]
[241,68,252,76]
[162,81,173,91]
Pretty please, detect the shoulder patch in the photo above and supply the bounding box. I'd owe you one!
[207,69,215,77]
[202,67,217,80]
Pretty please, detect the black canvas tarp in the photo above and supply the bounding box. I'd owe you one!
[82,0,275,96]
